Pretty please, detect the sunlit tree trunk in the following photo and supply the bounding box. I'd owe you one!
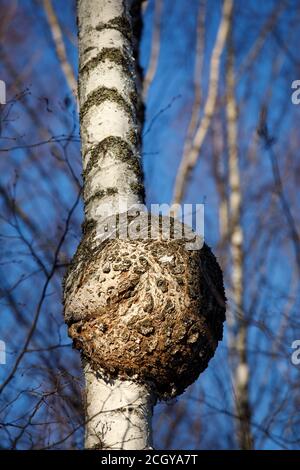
[68,0,153,450]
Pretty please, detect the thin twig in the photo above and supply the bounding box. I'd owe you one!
[43,0,78,102]
[171,0,233,208]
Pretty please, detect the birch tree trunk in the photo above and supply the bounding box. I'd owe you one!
[72,0,153,450]
[63,0,226,450]
[226,31,253,450]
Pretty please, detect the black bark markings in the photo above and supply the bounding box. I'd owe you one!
[78,10,145,214]
[80,47,134,78]
[80,86,135,121]
[84,136,141,177]
[85,187,119,207]
[95,15,132,41]
[82,136,145,203]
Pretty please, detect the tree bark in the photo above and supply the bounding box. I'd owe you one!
[77,0,151,449]
[78,0,145,223]
[225,29,253,450]
[84,364,154,449]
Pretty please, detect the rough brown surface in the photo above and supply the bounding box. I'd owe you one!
[63,212,226,399]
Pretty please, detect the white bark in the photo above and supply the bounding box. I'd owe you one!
[226,30,253,449]
[85,365,154,450]
[72,0,226,450]
[78,0,144,222]
[77,0,152,449]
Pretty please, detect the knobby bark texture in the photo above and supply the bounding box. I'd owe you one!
[63,0,226,450]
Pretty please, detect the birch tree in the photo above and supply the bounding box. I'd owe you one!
[63,0,226,450]
[225,29,253,449]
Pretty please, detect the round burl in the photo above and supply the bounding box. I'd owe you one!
[63,212,226,398]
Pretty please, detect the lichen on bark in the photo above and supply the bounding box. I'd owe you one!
[95,15,132,41]
[80,86,134,121]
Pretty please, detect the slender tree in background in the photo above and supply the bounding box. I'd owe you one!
[171,0,233,209]
[225,26,253,449]
[63,0,226,449]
